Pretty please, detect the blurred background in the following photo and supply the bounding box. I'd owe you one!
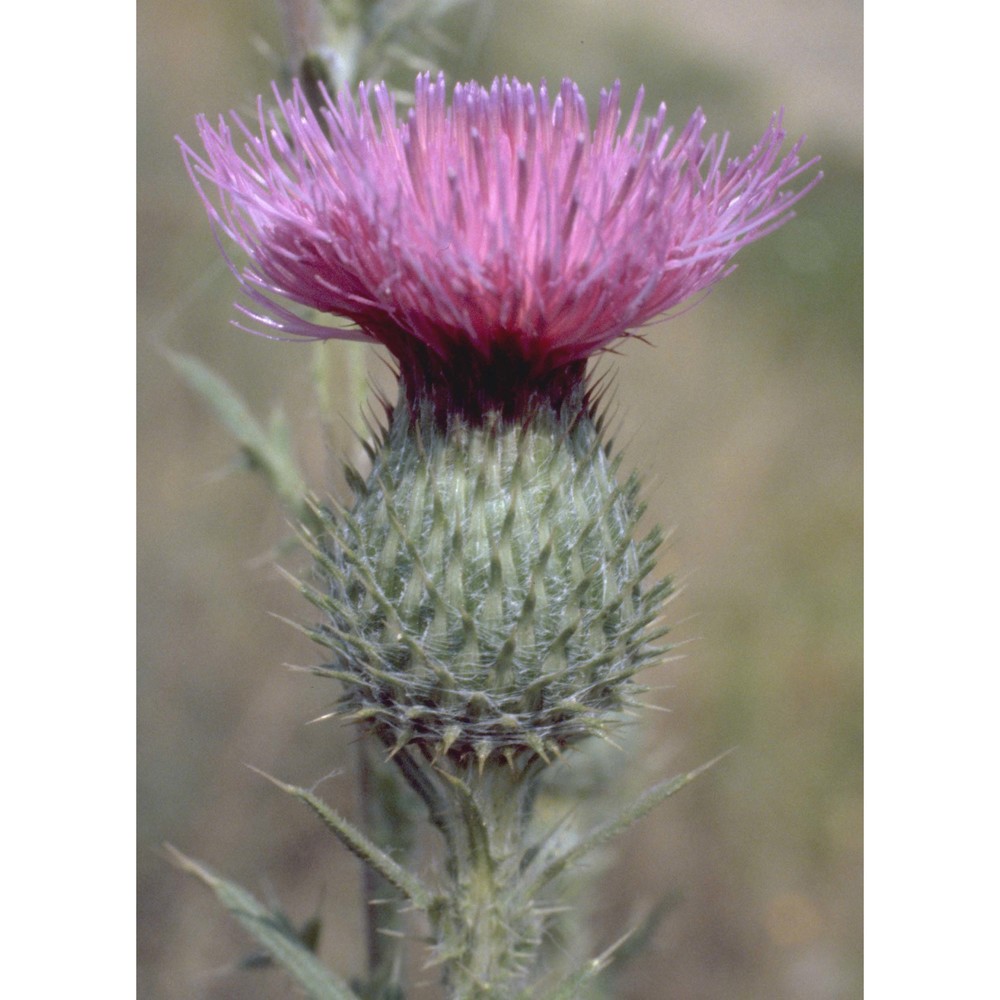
[137,1,862,997]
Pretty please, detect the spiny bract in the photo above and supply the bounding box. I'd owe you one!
[300,389,672,764]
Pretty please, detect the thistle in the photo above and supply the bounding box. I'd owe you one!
[177,73,819,997]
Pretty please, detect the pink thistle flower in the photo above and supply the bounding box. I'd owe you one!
[180,73,819,412]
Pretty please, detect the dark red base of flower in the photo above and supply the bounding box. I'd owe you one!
[394,340,589,425]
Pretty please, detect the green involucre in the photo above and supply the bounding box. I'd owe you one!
[303,389,672,762]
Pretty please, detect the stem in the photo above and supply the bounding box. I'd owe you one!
[431,757,548,1000]
[355,738,408,997]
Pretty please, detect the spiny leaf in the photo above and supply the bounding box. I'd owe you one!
[165,845,357,1000]
[525,751,734,897]
[250,768,435,911]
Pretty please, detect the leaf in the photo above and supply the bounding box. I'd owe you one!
[166,349,310,520]
[525,751,734,898]
[251,768,435,911]
[239,914,322,970]
[165,845,358,1000]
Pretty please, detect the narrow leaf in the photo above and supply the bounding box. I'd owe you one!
[526,751,733,897]
[166,349,309,518]
[165,845,357,1000]
[251,769,434,910]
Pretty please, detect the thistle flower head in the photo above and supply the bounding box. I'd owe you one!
[181,75,820,764]
[180,73,819,414]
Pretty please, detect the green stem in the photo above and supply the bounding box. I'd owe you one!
[431,758,548,1000]
[356,738,408,998]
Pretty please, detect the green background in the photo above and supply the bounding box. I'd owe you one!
[138,1,862,996]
